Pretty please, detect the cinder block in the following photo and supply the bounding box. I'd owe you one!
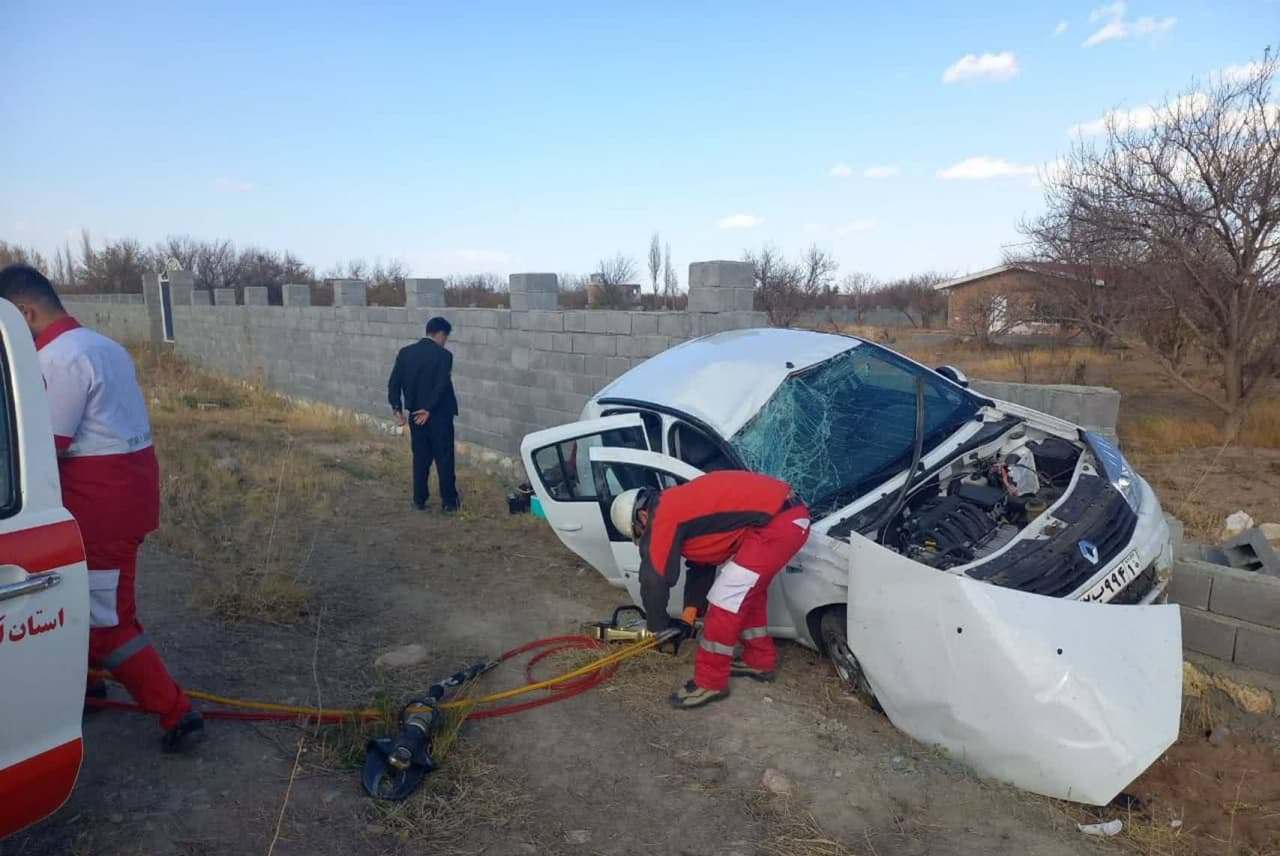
[213,288,236,306]
[332,280,367,306]
[632,314,659,335]
[243,286,269,306]
[169,283,194,306]
[572,333,616,356]
[1222,529,1280,576]
[563,311,587,332]
[509,273,559,294]
[1234,621,1280,673]
[405,278,445,308]
[657,313,691,337]
[509,291,530,312]
[1209,565,1280,629]
[686,288,721,313]
[604,356,631,379]
[688,260,754,290]
[1168,559,1216,610]
[1180,606,1238,661]
[525,311,565,332]
[620,335,671,359]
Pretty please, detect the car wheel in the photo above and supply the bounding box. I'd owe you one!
[819,607,882,712]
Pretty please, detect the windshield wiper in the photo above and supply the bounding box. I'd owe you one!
[870,376,926,544]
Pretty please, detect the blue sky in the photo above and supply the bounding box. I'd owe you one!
[2,1,1274,283]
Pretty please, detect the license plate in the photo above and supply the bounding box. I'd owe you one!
[1081,550,1144,602]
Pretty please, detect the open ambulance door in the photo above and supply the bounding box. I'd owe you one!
[521,413,655,586]
[0,298,90,838]
[586,446,703,619]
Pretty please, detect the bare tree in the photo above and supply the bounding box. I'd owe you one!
[647,233,662,308]
[876,273,949,327]
[593,252,638,309]
[77,230,153,293]
[1022,53,1280,430]
[0,241,50,273]
[744,245,805,327]
[662,242,677,306]
[839,272,880,324]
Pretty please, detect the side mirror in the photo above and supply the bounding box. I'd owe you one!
[935,365,969,388]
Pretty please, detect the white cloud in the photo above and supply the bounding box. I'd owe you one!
[942,51,1020,84]
[863,165,900,179]
[1054,20,1069,36]
[1214,61,1264,85]
[213,176,256,193]
[828,162,853,178]
[1083,2,1176,47]
[937,156,1038,180]
[836,219,878,234]
[1069,92,1208,135]
[716,213,764,230]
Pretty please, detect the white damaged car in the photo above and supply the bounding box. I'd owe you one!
[521,328,1182,805]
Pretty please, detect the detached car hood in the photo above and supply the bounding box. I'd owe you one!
[846,535,1182,805]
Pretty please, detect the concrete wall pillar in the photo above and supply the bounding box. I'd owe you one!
[687,260,755,313]
[509,273,558,311]
[332,279,367,306]
[169,270,194,306]
[243,286,269,306]
[406,277,446,308]
[282,283,312,306]
[213,288,236,306]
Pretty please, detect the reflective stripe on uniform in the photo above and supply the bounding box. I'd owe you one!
[699,637,737,657]
[740,626,768,640]
[87,568,121,628]
[706,560,760,614]
[101,633,151,670]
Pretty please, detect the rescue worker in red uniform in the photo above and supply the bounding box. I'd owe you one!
[0,265,203,752]
[610,471,810,709]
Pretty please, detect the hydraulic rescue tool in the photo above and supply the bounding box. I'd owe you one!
[362,658,500,801]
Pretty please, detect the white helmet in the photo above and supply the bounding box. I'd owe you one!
[610,488,651,541]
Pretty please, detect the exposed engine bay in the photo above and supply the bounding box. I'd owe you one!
[881,431,1082,570]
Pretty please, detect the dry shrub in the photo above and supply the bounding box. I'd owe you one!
[954,346,1117,385]
[745,790,866,856]
[133,345,363,622]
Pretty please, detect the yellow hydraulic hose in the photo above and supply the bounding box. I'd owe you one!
[160,633,664,719]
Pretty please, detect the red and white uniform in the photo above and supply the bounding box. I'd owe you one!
[637,471,811,691]
[37,317,190,730]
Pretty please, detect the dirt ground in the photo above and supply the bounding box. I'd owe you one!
[5,351,1280,856]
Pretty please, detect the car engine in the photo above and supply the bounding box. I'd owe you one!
[888,435,1080,569]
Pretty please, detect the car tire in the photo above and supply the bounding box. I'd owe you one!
[818,606,882,712]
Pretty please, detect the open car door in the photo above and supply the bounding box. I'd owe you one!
[521,413,654,585]
[586,447,703,619]
[0,299,90,838]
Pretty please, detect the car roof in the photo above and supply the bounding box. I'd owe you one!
[594,327,861,438]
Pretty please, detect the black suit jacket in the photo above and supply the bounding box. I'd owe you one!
[388,338,458,419]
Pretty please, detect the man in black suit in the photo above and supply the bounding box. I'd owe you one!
[388,316,460,512]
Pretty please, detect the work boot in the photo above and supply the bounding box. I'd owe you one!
[161,711,205,754]
[83,681,108,717]
[729,660,776,683]
[669,680,729,710]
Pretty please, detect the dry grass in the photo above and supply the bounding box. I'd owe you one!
[134,344,394,622]
[1123,399,1280,454]
[745,790,868,856]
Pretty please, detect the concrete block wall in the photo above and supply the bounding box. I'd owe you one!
[165,264,769,457]
[61,293,152,343]
[970,379,1120,440]
[1171,557,1280,674]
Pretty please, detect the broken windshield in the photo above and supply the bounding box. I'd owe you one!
[730,345,980,518]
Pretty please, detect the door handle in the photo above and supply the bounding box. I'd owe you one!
[0,572,62,603]
[556,523,583,532]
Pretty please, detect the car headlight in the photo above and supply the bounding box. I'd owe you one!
[1084,431,1143,513]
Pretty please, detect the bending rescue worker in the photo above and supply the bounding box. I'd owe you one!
[610,471,810,709]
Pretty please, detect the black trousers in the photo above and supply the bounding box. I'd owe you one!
[409,417,458,508]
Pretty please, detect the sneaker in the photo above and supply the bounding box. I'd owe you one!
[729,660,776,683]
[669,679,729,710]
[161,711,205,754]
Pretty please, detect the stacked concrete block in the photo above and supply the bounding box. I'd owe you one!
[406,278,446,308]
[282,284,312,306]
[243,287,269,306]
[509,273,558,311]
[969,380,1120,439]
[687,260,756,314]
[1171,556,1280,674]
[213,288,236,306]
[332,279,367,307]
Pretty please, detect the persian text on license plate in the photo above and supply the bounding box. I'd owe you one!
[1081,550,1144,602]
